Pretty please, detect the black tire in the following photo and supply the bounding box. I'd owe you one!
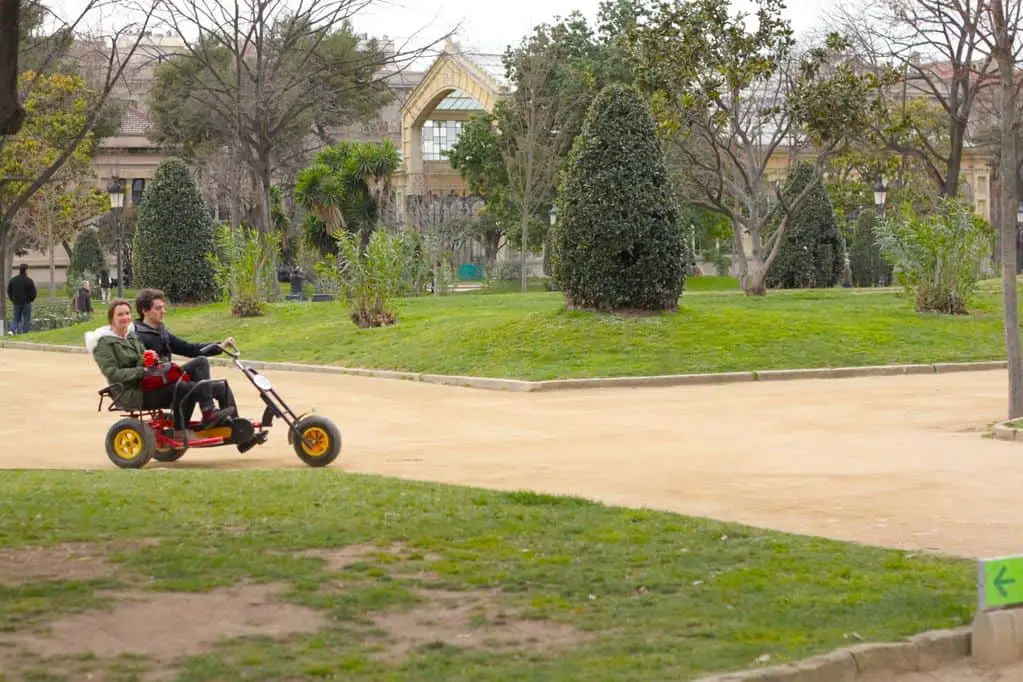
[105,418,156,469]
[291,415,342,467]
[153,449,186,462]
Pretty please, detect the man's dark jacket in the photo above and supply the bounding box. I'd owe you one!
[132,320,222,363]
[6,274,36,305]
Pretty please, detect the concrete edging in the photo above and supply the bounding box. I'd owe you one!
[992,420,1022,442]
[694,627,971,681]
[0,339,1009,393]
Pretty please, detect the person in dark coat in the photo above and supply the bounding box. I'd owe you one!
[132,288,236,425]
[99,269,111,303]
[72,280,93,320]
[6,263,36,334]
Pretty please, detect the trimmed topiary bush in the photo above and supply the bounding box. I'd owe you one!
[67,228,106,287]
[552,84,686,311]
[765,162,844,289]
[132,157,218,302]
[848,207,893,287]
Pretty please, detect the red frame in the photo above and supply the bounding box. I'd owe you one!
[125,408,265,450]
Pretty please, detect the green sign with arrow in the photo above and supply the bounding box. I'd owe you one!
[978,556,1023,610]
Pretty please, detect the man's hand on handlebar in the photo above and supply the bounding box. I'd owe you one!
[218,337,240,358]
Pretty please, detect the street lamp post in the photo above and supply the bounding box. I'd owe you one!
[544,205,558,279]
[107,178,125,297]
[873,178,887,218]
[1016,201,1023,275]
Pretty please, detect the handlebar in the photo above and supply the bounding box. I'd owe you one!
[201,340,241,359]
[221,339,240,358]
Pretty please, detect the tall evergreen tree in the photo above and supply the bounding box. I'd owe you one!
[133,158,217,302]
[765,163,844,289]
[552,84,687,311]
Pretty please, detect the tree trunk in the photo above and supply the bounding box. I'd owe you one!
[944,123,965,198]
[0,225,7,328]
[992,0,1023,419]
[729,218,754,289]
[47,210,55,304]
[230,155,242,230]
[257,156,273,235]
[741,262,768,296]
[0,0,25,136]
[519,212,529,294]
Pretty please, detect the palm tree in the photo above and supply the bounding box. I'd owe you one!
[295,139,401,255]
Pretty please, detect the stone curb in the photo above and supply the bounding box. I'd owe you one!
[693,627,971,681]
[0,340,1009,393]
[992,420,1021,442]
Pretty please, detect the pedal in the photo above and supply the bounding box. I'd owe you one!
[237,431,268,454]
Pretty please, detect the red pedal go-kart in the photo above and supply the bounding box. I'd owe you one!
[97,340,342,469]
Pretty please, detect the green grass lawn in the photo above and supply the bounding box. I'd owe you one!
[0,471,973,681]
[684,275,740,291]
[16,285,1015,381]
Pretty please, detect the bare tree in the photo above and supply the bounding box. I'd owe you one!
[0,0,158,323]
[979,0,1023,417]
[839,0,1003,198]
[154,0,451,235]
[499,42,574,293]
[629,0,884,295]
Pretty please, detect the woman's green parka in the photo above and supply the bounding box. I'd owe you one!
[88,328,146,408]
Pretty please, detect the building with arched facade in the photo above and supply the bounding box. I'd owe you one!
[392,41,509,232]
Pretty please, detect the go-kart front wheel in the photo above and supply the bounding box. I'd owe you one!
[105,418,155,469]
[291,416,342,467]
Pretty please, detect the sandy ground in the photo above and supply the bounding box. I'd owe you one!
[895,661,1023,681]
[3,346,1022,559]
[7,346,1023,679]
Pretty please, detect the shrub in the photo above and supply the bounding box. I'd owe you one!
[848,207,893,287]
[335,229,405,327]
[875,198,993,314]
[67,228,106,293]
[552,84,687,311]
[210,225,280,317]
[765,163,844,289]
[394,229,432,296]
[133,157,218,302]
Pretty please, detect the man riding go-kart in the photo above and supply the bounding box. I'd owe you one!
[89,297,343,469]
[132,288,235,428]
[89,298,343,469]
[87,299,230,433]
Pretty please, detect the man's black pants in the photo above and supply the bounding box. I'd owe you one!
[180,357,237,413]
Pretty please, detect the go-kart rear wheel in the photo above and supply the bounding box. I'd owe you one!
[291,416,341,467]
[105,418,155,469]
[153,448,186,462]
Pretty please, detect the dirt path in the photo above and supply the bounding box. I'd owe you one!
[896,661,1023,681]
[3,347,1023,559]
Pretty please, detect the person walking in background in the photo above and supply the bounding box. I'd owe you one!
[73,279,93,321]
[99,269,111,303]
[6,263,36,335]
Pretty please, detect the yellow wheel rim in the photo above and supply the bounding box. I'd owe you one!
[300,426,330,457]
[113,428,144,460]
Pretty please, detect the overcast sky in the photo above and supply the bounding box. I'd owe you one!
[58,0,837,56]
[354,0,835,54]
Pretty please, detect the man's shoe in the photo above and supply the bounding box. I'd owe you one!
[237,431,268,454]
